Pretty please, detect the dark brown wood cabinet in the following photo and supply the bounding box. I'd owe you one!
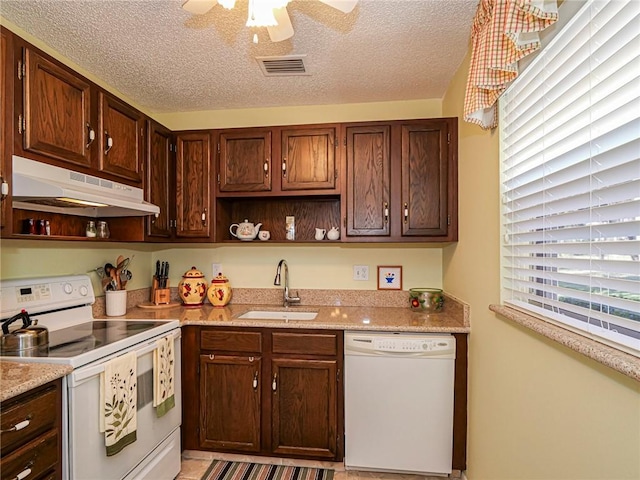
[146,120,174,240]
[98,92,144,183]
[218,128,272,193]
[19,46,93,169]
[343,118,457,242]
[344,124,391,237]
[182,326,343,461]
[0,379,63,480]
[280,125,339,193]
[1,27,12,237]
[176,131,211,239]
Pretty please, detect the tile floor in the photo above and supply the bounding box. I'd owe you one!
[177,451,462,480]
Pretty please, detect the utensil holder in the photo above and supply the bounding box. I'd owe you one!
[106,290,127,316]
[151,277,171,305]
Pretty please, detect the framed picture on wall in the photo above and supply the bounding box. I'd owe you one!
[377,266,402,290]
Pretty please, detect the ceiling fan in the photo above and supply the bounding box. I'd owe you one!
[182,0,358,42]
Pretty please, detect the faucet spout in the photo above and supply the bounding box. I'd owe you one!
[274,259,301,307]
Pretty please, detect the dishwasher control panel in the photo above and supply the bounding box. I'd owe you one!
[345,332,456,358]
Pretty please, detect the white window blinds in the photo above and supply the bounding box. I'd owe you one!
[499,0,640,355]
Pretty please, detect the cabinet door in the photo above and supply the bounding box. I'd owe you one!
[401,122,449,237]
[345,125,391,236]
[218,129,271,192]
[281,126,337,191]
[176,132,211,238]
[1,28,12,236]
[271,358,337,459]
[199,354,261,453]
[98,92,143,183]
[22,47,92,168]
[146,120,173,239]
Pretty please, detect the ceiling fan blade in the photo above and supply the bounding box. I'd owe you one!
[267,7,294,42]
[181,0,216,15]
[318,0,358,14]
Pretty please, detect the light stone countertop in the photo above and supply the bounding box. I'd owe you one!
[0,361,72,402]
[110,289,470,333]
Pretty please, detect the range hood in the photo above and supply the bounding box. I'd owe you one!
[12,156,160,218]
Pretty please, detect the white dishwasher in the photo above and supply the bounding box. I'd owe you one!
[344,331,456,476]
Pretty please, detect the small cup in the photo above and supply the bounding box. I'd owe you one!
[258,230,270,241]
[315,228,326,240]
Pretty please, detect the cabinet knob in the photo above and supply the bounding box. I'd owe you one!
[282,160,287,177]
[272,373,277,391]
[384,202,389,224]
[253,371,258,390]
[404,203,409,224]
[264,161,269,178]
[104,131,113,155]
[86,124,96,148]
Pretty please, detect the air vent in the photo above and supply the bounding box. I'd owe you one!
[256,55,310,76]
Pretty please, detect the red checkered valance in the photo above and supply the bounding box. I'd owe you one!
[464,0,558,129]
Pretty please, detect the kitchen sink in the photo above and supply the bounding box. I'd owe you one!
[237,310,318,321]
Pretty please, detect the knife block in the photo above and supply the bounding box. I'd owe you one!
[151,277,171,305]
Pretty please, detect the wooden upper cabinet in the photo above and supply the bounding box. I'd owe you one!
[1,28,12,236]
[21,47,92,168]
[280,126,338,192]
[218,128,271,193]
[345,125,391,237]
[401,121,449,237]
[176,132,211,238]
[98,92,143,183]
[146,120,173,239]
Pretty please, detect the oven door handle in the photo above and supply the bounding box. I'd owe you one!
[71,329,181,385]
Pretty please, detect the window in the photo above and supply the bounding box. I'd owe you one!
[499,0,640,356]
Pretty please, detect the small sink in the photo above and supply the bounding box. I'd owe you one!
[237,310,318,321]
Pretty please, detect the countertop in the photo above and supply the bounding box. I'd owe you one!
[0,361,72,402]
[115,291,470,333]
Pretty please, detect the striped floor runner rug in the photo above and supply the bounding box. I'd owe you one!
[201,460,335,480]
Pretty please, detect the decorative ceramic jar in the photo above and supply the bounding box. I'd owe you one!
[207,273,232,307]
[409,288,444,312]
[178,266,207,306]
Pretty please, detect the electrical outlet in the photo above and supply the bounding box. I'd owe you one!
[353,265,369,281]
[212,263,223,278]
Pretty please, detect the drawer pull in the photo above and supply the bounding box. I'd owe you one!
[14,466,32,480]
[2,417,31,433]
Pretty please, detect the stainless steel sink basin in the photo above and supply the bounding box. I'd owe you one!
[237,310,318,321]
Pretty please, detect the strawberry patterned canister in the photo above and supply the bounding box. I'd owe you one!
[207,274,232,307]
[178,266,208,306]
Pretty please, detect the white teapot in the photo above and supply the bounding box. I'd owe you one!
[230,219,262,241]
[327,227,340,240]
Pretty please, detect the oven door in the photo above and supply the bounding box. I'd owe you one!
[66,329,182,480]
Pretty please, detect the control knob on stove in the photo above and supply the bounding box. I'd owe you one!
[79,285,89,296]
[63,283,73,294]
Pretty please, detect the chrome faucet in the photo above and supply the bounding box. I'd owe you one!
[274,259,301,307]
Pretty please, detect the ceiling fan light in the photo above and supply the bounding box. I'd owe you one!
[217,0,236,9]
[246,0,278,27]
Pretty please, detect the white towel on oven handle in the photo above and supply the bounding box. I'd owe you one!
[153,335,175,417]
[99,351,137,456]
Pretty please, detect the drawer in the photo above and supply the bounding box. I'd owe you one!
[272,332,338,356]
[0,388,58,455]
[201,329,262,353]
[0,429,58,480]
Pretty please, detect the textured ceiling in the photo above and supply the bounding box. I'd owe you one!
[0,0,477,114]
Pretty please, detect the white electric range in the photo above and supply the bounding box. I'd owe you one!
[0,274,182,480]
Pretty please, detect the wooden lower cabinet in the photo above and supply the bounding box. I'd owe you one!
[0,379,63,480]
[199,354,262,452]
[183,326,343,461]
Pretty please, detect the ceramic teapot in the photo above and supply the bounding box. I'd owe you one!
[327,227,340,240]
[178,266,208,306]
[207,273,232,307]
[229,219,262,241]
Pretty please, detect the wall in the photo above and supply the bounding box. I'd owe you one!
[442,52,640,480]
